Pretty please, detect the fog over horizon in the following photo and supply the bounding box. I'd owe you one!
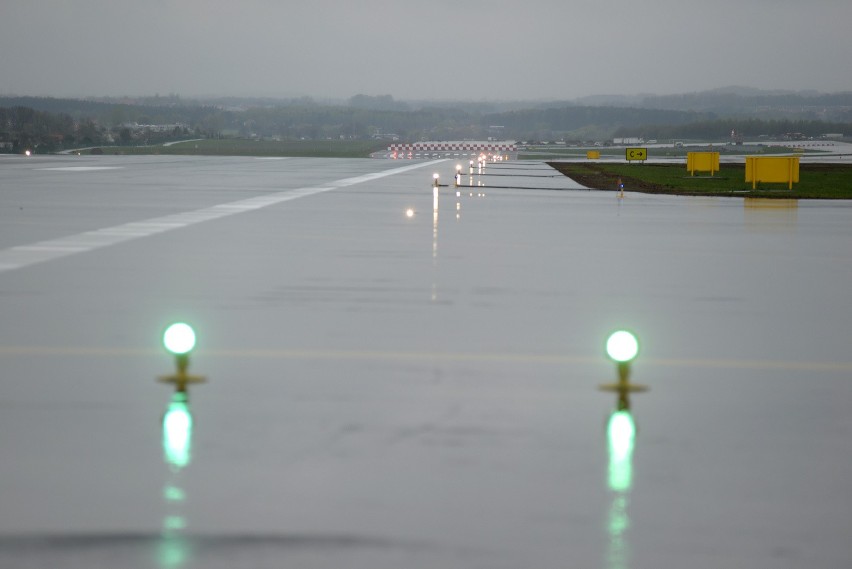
[2,0,851,102]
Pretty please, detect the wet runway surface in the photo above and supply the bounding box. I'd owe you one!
[1,155,851,568]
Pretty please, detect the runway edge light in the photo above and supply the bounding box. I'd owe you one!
[163,322,196,356]
[159,322,206,393]
[606,330,638,363]
[600,329,648,395]
[601,330,643,492]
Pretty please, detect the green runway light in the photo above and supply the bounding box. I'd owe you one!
[163,323,196,355]
[606,330,639,363]
[163,392,192,470]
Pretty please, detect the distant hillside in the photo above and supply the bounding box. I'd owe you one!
[0,96,215,126]
[0,96,119,116]
[2,88,850,152]
[578,87,852,122]
[482,106,713,141]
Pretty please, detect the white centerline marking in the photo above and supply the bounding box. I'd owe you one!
[0,160,444,273]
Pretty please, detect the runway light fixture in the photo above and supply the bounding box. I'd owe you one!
[163,323,196,356]
[606,330,638,363]
[433,172,440,187]
[159,322,206,392]
[600,329,646,391]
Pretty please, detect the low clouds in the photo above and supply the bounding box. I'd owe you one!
[1,0,850,100]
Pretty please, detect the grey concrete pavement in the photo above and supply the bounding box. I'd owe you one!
[0,155,850,568]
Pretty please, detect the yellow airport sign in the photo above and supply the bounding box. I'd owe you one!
[626,147,647,162]
[745,156,800,190]
[587,150,601,159]
[687,152,720,176]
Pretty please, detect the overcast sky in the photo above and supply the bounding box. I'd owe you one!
[2,0,850,101]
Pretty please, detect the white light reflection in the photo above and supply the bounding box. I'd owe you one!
[160,392,193,568]
[607,410,635,491]
[157,534,191,569]
[607,494,629,569]
[606,409,636,569]
[163,393,192,470]
[432,186,439,302]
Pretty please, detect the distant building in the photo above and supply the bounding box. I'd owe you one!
[121,122,188,133]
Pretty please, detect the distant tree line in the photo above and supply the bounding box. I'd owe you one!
[2,92,850,153]
[0,105,198,153]
[637,91,852,122]
[0,106,102,152]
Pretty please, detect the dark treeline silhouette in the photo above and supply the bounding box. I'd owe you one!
[2,90,850,152]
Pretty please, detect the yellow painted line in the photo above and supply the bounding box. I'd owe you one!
[1,346,851,372]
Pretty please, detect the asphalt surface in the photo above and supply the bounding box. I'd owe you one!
[1,154,851,568]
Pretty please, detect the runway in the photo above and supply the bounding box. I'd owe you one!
[1,154,851,568]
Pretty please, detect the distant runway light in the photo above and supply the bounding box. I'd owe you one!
[405,208,415,218]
